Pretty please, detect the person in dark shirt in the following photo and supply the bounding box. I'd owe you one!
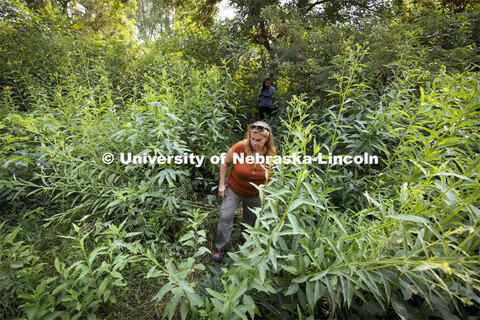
[257,79,276,120]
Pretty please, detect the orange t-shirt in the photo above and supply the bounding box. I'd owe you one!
[227,140,276,197]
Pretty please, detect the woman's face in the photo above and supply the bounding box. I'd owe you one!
[265,80,271,89]
[250,131,268,151]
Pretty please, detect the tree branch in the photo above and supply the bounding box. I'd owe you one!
[306,0,331,13]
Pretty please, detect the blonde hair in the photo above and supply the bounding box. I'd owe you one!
[244,121,276,156]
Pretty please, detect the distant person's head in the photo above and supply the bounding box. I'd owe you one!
[245,121,275,155]
[262,79,272,92]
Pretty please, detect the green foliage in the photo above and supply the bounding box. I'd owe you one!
[193,79,479,318]
[134,0,173,42]
[230,4,480,107]
[0,4,139,112]
[0,223,44,319]
[1,1,479,319]
[17,221,138,320]
[129,208,210,320]
[1,35,239,225]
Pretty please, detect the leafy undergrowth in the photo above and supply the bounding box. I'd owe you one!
[0,20,479,320]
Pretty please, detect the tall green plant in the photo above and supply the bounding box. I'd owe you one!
[130,208,210,320]
[17,221,138,320]
[197,88,479,319]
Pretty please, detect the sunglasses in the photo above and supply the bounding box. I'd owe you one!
[250,124,270,132]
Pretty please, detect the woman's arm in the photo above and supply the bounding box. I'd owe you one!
[218,148,234,199]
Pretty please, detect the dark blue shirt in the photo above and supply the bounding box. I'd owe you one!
[259,86,275,107]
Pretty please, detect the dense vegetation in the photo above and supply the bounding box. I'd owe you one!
[1,0,479,319]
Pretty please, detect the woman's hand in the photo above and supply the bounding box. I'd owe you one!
[218,184,227,200]
[218,149,233,200]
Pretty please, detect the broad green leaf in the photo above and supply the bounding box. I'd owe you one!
[388,214,429,224]
[206,288,226,302]
[152,282,174,301]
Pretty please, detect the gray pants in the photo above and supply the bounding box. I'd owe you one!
[215,186,261,250]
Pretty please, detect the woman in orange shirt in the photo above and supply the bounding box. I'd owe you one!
[212,121,276,262]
